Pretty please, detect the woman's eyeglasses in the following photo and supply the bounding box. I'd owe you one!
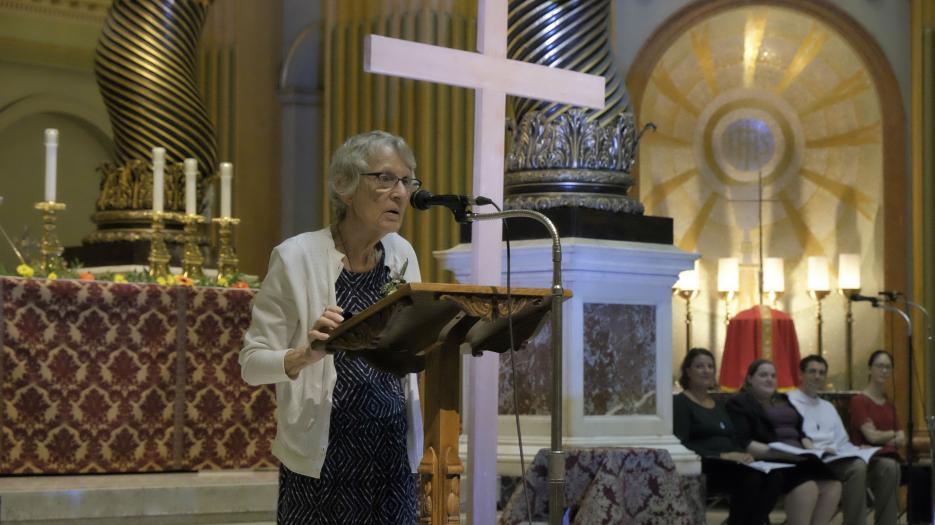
[362,171,422,192]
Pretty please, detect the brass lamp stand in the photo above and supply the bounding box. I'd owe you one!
[840,288,859,389]
[765,290,784,309]
[34,201,66,274]
[675,288,700,353]
[808,289,830,357]
[718,290,736,325]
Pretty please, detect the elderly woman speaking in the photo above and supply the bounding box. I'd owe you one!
[240,130,423,524]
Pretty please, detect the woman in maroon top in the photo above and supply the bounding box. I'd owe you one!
[850,350,905,458]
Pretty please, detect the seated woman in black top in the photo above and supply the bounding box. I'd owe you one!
[726,359,841,525]
[674,348,783,525]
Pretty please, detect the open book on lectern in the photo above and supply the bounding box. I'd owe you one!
[322,282,571,376]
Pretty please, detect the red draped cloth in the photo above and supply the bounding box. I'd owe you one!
[718,305,801,391]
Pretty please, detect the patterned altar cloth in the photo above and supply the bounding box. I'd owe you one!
[0,277,276,474]
[500,447,702,525]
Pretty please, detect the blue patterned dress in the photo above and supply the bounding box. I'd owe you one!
[277,248,417,524]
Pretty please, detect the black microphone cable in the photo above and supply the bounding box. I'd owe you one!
[489,201,533,525]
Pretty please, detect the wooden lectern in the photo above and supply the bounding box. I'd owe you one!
[326,283,569,525]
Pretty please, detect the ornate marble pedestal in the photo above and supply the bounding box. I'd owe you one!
[436,238,701,476]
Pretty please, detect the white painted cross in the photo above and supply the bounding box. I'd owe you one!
[364,1,604,521]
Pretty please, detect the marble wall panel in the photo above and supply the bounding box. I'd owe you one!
[498,320,551,415]
[583,303,656,416]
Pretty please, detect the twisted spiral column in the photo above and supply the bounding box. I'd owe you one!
[505,0,650,214]
[95,0,217,176]
[508,0,629,126]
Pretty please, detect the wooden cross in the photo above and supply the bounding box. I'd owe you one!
[364,2,603,522]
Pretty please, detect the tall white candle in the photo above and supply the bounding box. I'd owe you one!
[220,162,232,218]
[184,158,198,215]
[44,129,58,202]
[152,147,166,213]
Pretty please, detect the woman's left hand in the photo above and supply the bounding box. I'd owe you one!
[892,430,906,448]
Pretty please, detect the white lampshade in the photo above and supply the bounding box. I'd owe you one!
[838,253,861,290]
[763,257,784,293]
[676,260,700,291]
[807,256,830,292]
[717,258,740,293]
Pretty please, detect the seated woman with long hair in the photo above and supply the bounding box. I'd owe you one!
[726,359,841,525]
[849,350,905,458]
[673,348,783,525]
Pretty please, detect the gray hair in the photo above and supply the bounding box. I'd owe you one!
[328,130,417,222]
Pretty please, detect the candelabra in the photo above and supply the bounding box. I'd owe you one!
[839,288,859,389]
[34,201,66,274]
[148,212,172,279]
[807,289,830,357]
[180,214,205,279]
[212,217,240,280]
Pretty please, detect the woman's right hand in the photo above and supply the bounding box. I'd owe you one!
[306,305,345,354]
[720,451,754,464]
[285,306,344,379]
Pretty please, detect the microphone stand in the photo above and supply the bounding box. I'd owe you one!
[874,302,915,509]
[892,297,933,520]
[457,206,566,525]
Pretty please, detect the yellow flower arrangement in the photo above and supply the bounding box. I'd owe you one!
[46,272,58,281]
[113,274,128,283]
[16,264,34,277]
[217,275,230,287]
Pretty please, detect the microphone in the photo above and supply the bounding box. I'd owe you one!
[878,291,903,302]
[850,293,880,307]
[409,189,493,211]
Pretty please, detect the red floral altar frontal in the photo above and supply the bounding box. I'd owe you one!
[0,277,277,474]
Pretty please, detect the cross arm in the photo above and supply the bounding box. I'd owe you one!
[364,34,604,109]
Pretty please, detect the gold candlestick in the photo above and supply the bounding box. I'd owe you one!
[148,211,172,279]
[212,216,240,281]
[808,289,830,357]
[34,201,66,274]
[840,288,860,389]
[180,214,205,279]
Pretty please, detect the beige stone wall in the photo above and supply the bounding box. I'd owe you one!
[0,1,111,272]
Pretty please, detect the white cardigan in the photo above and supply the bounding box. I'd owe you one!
[239,227,424,478]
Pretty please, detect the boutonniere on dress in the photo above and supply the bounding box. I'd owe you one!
[381,259,408,297]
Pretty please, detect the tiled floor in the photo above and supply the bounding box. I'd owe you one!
[0,472,896,524]
[0,470,277,525]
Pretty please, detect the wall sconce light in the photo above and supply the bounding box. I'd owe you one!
[763,257,784,307]
[674,261,701,353]
[717,257,740,324]
[838,253,861,389]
